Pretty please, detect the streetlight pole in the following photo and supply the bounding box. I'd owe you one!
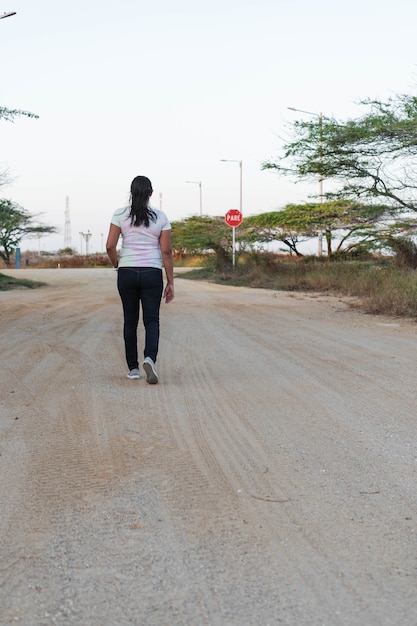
[37,233,43,255]
[288,107,323,256]
[84,230,92,256]
[220,159,243,215]
[79,230,92,256]
[0,11,16,19]
[185,180,202,216]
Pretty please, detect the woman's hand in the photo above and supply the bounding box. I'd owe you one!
[106,224,121,268]
[164,283,174,303]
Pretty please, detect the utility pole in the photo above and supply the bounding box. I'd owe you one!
[186,181,203,216]
[79,231,92,255]
[64,196,72,249]
[288,107,324,256]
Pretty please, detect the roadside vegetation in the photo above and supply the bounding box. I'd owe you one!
[0,272,46,291]
[180,253,417,318]
[173,92,417,320]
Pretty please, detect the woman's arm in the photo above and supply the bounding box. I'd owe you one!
[160,229,174,303]
[106,224,121,268]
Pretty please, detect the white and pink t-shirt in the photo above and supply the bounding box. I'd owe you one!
[111,206,171,269]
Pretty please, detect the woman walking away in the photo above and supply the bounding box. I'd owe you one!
[106,175,174,384]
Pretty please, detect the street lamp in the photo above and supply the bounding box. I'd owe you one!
[79,230,92,256]
[288,107,323,256]
[185,180,202,216]
[0,11,16,19]
[220,159,243,215]
[36,233,44,255]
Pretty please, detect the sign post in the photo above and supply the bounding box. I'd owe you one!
[225,209,243,269]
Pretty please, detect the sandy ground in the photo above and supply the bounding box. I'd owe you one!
[1,267,417,626]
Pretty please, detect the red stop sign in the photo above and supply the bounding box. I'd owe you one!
[225,209,243,227]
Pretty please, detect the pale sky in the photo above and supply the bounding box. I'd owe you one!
[1,0,417,252]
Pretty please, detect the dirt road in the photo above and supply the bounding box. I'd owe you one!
[1,268,417,626]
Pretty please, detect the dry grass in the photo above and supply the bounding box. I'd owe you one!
[182,254,417,319]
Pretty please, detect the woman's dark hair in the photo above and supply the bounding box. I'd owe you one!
[129,175,157,227]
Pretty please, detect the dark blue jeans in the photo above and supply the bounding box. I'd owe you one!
[117,267,163,370]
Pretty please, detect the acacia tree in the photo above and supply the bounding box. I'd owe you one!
[0,106,39,123]
[0,199,57,265]
[0,106,39,188]
[241,210,312,256]
[0,105,49,265]
[242,200,391,257]
[262,93,417,214]
[171,215,233,268]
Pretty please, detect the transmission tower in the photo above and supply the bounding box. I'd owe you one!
[64,196,72,249]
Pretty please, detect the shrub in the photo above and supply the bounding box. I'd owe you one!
[389,237,417,269]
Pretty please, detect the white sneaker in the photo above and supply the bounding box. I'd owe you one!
[127,368,141,379]
[143,357,158,384]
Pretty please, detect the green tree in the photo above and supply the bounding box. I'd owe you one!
[241,210,312,256]
[262,93,417,212]
[0,199,57,265]
[242,201,391,257]
[171,215,233,268]
[0,106,39,123]
[0,106,39,187]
